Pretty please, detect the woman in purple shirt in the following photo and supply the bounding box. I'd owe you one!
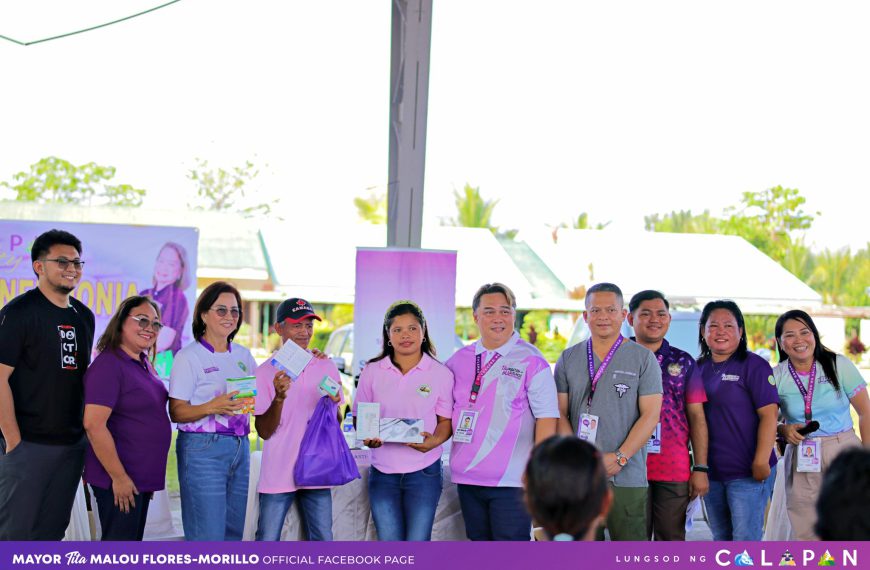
[141,242,191,377]
[697,300,778,541]
[83,295,172,540]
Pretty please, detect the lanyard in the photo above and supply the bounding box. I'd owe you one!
[586,336,624,408]
[787,359,816,422]
[470,352,502,404]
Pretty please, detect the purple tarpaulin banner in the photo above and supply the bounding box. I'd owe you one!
[353,248,457,376]
[0,220,198,377]
[0,541,865,570]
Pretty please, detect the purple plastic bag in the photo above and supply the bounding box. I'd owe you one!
[294,397,361,487]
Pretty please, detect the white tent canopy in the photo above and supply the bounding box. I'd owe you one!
[518,228,823,315]
[262,224,578,310]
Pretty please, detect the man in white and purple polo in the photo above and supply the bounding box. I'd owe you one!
[446,283,559,541]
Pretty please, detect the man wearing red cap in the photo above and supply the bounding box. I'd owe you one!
[253,298,342,541]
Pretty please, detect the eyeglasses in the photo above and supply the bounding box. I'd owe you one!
[129,315,163,332]
[42,257,85,271]
[210,306,241,319]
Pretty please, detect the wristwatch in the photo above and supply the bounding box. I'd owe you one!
[615,450,628,467]
[692,464,710,473]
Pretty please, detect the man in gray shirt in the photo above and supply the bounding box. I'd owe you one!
[555,282,662,541]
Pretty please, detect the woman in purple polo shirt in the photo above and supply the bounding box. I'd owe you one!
[697,300,778,541]
[354,301,455,541]
[83,295,172,540]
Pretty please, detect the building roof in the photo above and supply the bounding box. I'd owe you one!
[518,227,823,314]
[4,202,824,314]
[261,223,580,310]
[2,201,269,280]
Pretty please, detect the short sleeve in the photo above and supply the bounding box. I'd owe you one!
[83,353,122,409]
[0,303,27,368]
[353,363,375,415]
[434,367,455,418]
[747,356,778,410]
[638,349,663,396]
[244,349,258,376]
[254,360,277,415]
[167,289,189,332]
[168,347,199,401]
[837,355,867,400]
[527,361,560,419]
[323,360,345,405]
[685,360,707,405]
[554,351,569,394]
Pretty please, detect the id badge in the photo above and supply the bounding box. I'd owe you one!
[797,439,821,472]
[453,410,479,444]
[646,422,662,454]
[578,413,599,445]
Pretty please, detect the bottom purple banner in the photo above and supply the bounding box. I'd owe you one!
[0,541,866,570]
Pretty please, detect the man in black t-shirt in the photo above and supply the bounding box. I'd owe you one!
[0,229,95,540]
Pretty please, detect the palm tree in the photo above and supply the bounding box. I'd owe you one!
[354,188,387,224]
[445,184,498,232]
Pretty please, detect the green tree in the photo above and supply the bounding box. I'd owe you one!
[187,158,274,216]
[445,184,499,232]
[570,212,611,230]
[645,187,814,265]
[354,188,387,224]
[722,186,814,264]
[780,238,815,283]
[1,156,145,206]
[644,209,720,233]
[809,247,857,306]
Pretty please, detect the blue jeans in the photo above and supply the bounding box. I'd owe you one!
[256,489,333,541]
[456,484,531,541]
[177,432,250,541]
[368,460,442,541]
[704,464,777,541]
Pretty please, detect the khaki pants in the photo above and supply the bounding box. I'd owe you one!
[597,484,648,541]
[784,430,861,541]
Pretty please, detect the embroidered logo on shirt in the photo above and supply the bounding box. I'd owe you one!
[203,366,220,374]
[58,325,77,370]
[721,374,740,382]
[614,383,630,398]
[768,375,775,386]
[668,363,683,377]
[417,384,432,398]
[238,361,247,372]
[501,365,523,380]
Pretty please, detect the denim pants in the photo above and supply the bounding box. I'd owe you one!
[456,484,532,541]
[368,460,442,541]
[256,488,333,541]
[177,432,250,541]
[704,463,777,541]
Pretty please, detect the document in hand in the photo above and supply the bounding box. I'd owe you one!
[270,338,314,379]
[227,376,257,414]
[380,418,425,443]
[356,402,381,440]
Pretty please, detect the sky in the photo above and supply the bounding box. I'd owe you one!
[1,0,868,251]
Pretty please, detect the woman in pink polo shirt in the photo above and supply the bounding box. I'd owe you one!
[354,301,455,541]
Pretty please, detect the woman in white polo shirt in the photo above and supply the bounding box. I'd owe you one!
[168,281,257,541]
[354,301,455,541]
